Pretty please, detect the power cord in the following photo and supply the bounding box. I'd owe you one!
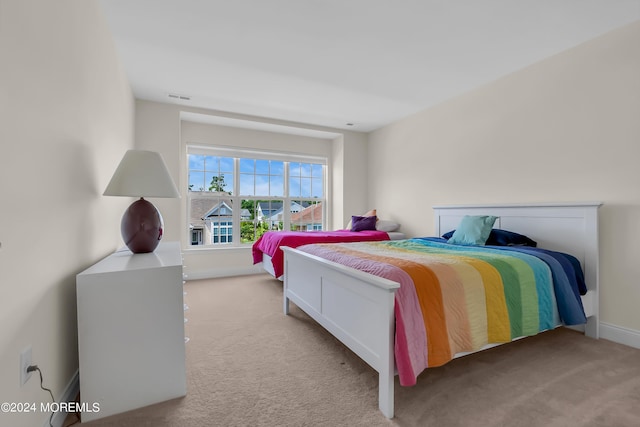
[26,365,80,427]
[26,365,54,427]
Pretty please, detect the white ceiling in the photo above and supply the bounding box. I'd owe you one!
[98,0,640,132]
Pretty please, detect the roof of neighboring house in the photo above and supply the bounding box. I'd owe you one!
[203,201,233,219]
[291,203,323,224]
[257,201,284,213]
[189,191,234,226]
[257,200,313,213]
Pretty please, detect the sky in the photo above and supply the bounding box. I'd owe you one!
[188,155,323,198]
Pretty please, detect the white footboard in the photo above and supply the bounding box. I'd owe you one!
[282,246,400,418]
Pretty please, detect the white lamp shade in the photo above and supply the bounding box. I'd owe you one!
[104,150,180,198]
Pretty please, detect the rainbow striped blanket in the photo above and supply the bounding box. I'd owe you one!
[297,238,587,387]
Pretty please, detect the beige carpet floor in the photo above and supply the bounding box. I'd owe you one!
[82,274,640,427]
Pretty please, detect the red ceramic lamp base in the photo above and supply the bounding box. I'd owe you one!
[121,198,164,253]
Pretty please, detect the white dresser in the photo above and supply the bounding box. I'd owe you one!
[76,241,186,422]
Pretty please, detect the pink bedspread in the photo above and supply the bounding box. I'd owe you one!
[252,230,390,278]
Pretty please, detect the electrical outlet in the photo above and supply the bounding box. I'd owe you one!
[20,346,32,386]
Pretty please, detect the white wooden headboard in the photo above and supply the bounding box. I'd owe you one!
[433,202,602,337]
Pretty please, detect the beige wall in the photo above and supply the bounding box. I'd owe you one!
[338,131,370,225]
[0,0,134,426]
[368,21,640,331]
[135,101,369,278]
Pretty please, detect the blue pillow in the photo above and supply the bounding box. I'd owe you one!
[442,228,537,247]
[488,229,537,247]
[447,215,498,245]
[350,215,377,232]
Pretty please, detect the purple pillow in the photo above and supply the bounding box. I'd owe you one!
[351,215,377,232]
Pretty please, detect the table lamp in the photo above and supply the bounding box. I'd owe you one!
[104,150,180,253]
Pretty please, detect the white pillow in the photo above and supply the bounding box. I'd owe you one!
[376,220,400,232]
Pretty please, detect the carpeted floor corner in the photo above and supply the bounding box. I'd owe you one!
[82,274,640,427]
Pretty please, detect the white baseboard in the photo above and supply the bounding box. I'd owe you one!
[45,369,79,427]
[184,265,264,281]
[599,322,640,349]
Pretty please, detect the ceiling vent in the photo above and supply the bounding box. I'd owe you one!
[168,93,191,101]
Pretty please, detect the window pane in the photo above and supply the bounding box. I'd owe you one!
[204,172,216,192]
[269,160,284,197]
[290,162,311,177]
[189,154,234,193]
[300,177,311,197]
[289,177,301,197]
[240,199,265,243]
[271,161,284,175]
[207,173,231,193]
[189,196,232,246]
[240,173,254,195]
[299,163,312,177]
[204,155,218,170]
[255,174,269,196]
[240,219,254,243]
[260,200,283,230]
[289,162,322,197]
[250,200,271,240]
[290,200,322,231]
[189,154,205,170]
[221,173,233,194]
[311,177,323,198]
[188,171,205,191]
[240,158,254,173]
[256,159,269,174]
[220,157,234,173]
[270,175,284,197]
[289,162,301,177]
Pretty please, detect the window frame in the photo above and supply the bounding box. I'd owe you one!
[184,144,328,250]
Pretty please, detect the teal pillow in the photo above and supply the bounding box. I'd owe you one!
[447,215,498,245]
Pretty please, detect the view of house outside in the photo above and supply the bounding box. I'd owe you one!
[187,152,325,247]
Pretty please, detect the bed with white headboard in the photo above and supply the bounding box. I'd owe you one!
[282,202,601,419]
[433,203,600,335]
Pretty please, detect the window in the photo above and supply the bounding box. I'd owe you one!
[187,145,327,247]
[190,228,203,245]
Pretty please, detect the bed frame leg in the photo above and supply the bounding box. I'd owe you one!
[379,369,394,418]
[585,315,599,339]
[283,275,290,315]
[283,295,290,315]
[283,258,290,315]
